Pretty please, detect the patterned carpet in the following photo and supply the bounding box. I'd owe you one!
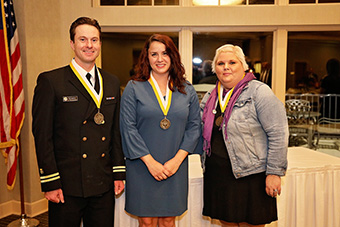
[0,212,48,227]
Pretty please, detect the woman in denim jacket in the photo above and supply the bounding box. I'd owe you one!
[201,44,288,227]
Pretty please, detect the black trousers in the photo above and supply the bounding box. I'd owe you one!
[48,188,114,227]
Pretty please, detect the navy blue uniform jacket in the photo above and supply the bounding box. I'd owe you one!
[32,65,125,197]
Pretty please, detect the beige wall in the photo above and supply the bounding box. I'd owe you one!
[1,0,340,218]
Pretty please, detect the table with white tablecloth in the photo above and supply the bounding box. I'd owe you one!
[115,148,340,227]
[278,147,340,227]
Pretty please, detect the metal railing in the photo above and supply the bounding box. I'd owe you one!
[285,94,340,150]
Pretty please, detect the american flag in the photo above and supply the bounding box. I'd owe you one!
[0,0,25,190]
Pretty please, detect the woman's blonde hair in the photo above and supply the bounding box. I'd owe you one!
[212,44,249,73]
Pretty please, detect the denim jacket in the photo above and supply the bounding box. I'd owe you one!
[200,80,288,179]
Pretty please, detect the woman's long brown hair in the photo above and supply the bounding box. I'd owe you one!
[132,34,188,94]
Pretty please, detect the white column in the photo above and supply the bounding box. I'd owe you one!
[179,28,193,83]
[272,28,288,103]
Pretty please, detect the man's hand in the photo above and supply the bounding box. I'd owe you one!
[114,180,125,195]
[44,188,64,203]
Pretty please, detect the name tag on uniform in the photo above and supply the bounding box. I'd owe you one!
[106,96,115,100]
[63,96,78,102]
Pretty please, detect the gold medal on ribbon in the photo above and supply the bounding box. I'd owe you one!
[148,73,172,130]
[94,110,105,125]
[160,117,171,130]
[215,115,223,127]
[70,61,105,125]
[214,82,235,127]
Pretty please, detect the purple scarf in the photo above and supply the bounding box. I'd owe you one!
[202,72,256,155]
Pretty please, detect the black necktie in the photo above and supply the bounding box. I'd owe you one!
[94,69,100,94]
[86,73,93,86]
[86,72,99,94]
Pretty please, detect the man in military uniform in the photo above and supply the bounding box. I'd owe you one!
[32,17,125,227]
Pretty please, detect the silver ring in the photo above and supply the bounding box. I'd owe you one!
[274,189,278,192]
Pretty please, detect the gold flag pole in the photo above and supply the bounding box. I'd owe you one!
[8,136,39,227]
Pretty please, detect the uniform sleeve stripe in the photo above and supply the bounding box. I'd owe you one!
[41,176,61,184]
[113,166,126,170]
[113,169,126,173]
[40,172,60,179]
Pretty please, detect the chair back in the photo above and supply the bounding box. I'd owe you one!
[285,99,311,125]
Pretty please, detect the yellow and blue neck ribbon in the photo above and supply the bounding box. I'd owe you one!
[218,74,245,113]
[218,82,234,114]
[148,73,172,117]
[70,61,103,109]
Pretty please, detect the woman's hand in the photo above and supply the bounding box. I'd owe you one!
[163,159,181,177]
[164,149,188,178]
[141,154,169,181]
[265,174,281,197]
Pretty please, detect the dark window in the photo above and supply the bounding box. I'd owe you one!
[290,0,315,3]
[249,0,274,4]
[318,0,340,2]
[193,32,273,88]
[101,32,178,87]
[286,31,340,94]
[155,0,179,5]
[100,0,124,5]
[127,0,151,5]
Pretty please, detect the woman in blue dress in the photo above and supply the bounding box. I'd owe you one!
[120,34,202,227]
